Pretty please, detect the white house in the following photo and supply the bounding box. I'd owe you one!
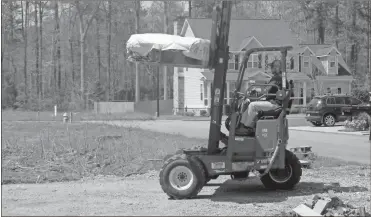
[172,18,353,114]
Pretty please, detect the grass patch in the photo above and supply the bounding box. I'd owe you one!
[1,121,205,184]
[2,121,367,185]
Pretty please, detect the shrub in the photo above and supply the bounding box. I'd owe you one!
[200,110,208,116]
[184,111,195,116]
[351,87,369,103]
[344,112,370,131]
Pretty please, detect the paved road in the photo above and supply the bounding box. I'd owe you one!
[101,119,370,164]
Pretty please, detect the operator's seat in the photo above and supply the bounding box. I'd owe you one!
[257,107,283,119]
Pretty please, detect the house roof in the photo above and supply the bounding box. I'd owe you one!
[201,69,272,81]
[298,44,341,56]
[181,18,300,51]
[201,69,311,82]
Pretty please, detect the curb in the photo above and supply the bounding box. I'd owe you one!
[289,127,366,136]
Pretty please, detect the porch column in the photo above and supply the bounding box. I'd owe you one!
[207,81,211,107]
[303,81,307,106]
[226,81,230,104]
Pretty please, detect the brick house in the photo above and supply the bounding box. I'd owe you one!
[172,18,353,113]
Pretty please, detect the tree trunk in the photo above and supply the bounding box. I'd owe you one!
[54,1,61,91]
[68,4,75,84]
[35,1,39,97]
[106,1,112,101]
[188,1,192,17]
[350,1,358,73]
[95,16,101,81]
[335,2,339,48]
[39,1,43,99]
[23,1,29,103]
[75,1,101,109]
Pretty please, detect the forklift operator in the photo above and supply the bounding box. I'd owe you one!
[237,60,290,135]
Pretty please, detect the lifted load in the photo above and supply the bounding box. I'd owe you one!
[126,33,210,68]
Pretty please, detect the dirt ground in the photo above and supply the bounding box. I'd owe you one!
[2,165,370,216]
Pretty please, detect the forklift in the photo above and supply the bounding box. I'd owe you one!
[157,1,302,200]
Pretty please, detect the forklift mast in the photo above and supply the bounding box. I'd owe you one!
[207,1,232,154]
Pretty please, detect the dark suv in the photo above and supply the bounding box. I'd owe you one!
[305,94,367,126]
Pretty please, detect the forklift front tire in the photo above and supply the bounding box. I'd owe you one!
[260,150,302,190]
[159,154,206,199]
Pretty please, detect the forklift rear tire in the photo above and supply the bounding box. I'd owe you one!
[260,150,302,190]
[159,154,206,199]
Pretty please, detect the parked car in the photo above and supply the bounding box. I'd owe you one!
[305,94,370,127]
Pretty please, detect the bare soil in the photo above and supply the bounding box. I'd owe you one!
[2,166,370,216]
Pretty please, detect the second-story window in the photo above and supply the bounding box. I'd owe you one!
[303,56,310,68]
[228,53,235,70]
[248,54,258,68]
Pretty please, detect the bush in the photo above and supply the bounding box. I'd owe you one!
[344,112,370,131]
[200,110,208,116]
[351,87,369,103]
[184,111,195,116]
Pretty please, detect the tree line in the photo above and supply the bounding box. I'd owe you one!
[1,0,370,111]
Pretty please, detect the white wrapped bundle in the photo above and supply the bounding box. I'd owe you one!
[126,33,210,68]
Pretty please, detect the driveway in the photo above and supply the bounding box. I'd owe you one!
[99,119,370,165]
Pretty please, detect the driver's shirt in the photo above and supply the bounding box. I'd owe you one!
[266,73,289,105]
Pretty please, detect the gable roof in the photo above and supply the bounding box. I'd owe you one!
[238,36,264,51]
[299,44,341,56]
[181,18,300,51]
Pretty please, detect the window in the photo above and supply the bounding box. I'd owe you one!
[303,56,310,68]
[290,57,294,70]
[234,55,239,70]
[228,53,235,70]
[337,88,341,94]
[335,97,345,104]
[178,67,184,73]
[247,54,258,68]
[327,87,331,94]
[200,84,203,101]
[329,56,336,68]
[326,97,336,105]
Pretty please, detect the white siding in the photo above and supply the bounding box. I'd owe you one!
[184,68,205,108]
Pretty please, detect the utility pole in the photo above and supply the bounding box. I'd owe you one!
[163,1,168,100]
[135,0,140,103]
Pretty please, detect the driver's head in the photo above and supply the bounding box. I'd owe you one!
[271,60,282,75]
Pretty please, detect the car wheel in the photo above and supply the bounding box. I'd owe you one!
[310,121,322,127]
[323,114,336,126]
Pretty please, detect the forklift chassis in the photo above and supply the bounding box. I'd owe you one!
[159,1,302,199]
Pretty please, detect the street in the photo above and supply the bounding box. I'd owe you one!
[102,118,370,164]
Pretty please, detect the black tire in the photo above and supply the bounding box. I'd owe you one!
[260,150,302,190]
[159,154,206,199]
[323,114,336,126]
[231,171,249,180]
[310,121,322,127]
